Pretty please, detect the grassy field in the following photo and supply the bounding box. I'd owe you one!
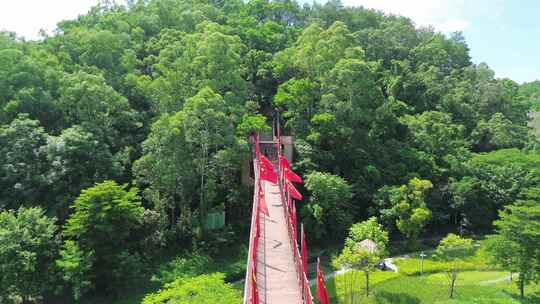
[104,243,540,304]
[321,250,540,304]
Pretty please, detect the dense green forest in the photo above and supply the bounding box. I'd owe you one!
[1,0,540,303]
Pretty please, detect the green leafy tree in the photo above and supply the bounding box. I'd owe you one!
[519,80,540,110]
[181,87,238,232]
[449,150,536,231]
[1,1,538,301]
[0,45,63,131]
[0,115,49,210]
[150,23,248,113]
[304,171,353,240]
[135,87,242,240]
[471,112,529,151]
[0,207,59,303]
[236,113,271,137]
[485,202,540,298]
[77,30,131,85]
[334,217,389,301]
[400,111,469,162]
[134,111,197,238]
[56,240,94,301]
[151,253,213,285]
[57,71,137,151]
[333,246,381,302]
[345,217,389,254]
[44,125,124,219]
[375,178,433,243]
[435,233,474,298]
[472,70,529,127]
[142,273,241,304]
[59,181,145,297]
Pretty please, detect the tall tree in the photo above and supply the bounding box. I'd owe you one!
[135,87,242,239]
[375,177,433,243]
[57,71,137,151]
[485,201,540,298]
[333,217,388,300]
[0,115,49,210]
[59,181,145,297]
[435,233,475,299]
[304,171,353,240]
[0,207,59,303]
[44,125,124,219]
[181,87,238,232]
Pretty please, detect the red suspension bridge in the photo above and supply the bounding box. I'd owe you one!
[243,132,330,304]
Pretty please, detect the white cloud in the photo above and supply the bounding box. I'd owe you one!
[0,0,100,40]
[342,0,471,33]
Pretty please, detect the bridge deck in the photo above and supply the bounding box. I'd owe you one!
[258,180,303,304]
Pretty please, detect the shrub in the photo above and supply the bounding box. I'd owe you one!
[142,273,241,304]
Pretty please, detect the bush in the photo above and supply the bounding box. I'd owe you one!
[151,253,213,285]
[142,273,241,304]
[152,245,248,285]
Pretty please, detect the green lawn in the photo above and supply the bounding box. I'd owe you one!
[107,244,539,304]
[324,255,540,304]
[425,271,509,286]
[325,270,540,303]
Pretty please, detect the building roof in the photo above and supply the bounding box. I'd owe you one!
[358,239,378,254]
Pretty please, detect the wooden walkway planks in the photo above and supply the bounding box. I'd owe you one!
[258,180,303,304]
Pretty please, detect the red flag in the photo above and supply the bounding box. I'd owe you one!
[279,155,291,171]
[301,223,308,274]
[287,190,292,209]
[252,233,258,263]
[316,258,330,304]
[258,186,269,216]
[251,262,259,304]
[287,181,303,201]
[260,154,275,172]
[260,165,278,184]
[284,166,303,184]
[259,155,278,184]
[255,203,261,239]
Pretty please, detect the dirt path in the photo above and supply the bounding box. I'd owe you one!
[479,274,513,285]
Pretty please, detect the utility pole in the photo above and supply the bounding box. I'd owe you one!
[420,251,427,276]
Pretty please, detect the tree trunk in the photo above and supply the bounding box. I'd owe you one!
[365,271,370,297]
[450,277,456,298]
[21,296,32,304]
[199,143,207,234]
[519,274,525,298]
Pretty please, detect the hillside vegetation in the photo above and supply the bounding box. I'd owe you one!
[1,0,539,303]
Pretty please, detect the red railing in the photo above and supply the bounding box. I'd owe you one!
[243,158,261,304]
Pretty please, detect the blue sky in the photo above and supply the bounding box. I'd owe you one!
[329,0,540,84]
[1,0,539,83]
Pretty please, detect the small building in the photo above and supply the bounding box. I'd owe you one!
[358,239,379,254]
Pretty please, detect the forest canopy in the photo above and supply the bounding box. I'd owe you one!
[1,0,539,302]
